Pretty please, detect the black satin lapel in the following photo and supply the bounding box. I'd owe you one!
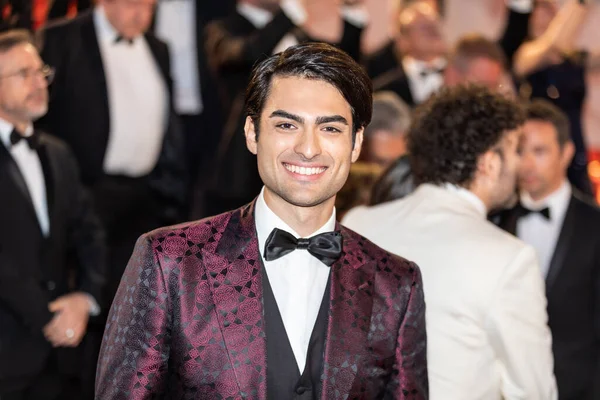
[546,197,576,293]
[0,143,40,229]
[82,14,109,122]
[36,138,54,235]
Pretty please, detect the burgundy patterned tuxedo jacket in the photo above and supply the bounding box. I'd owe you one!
[96,201,427,399]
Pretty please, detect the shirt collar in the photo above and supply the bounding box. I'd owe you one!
[442,183,488,217]
[255,187,337,260]
[520,180,571,220]
[237,3,273,28]
[0,118,33,149]
[94,5,140,45]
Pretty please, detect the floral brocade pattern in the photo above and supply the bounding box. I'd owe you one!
[96,202,428,399]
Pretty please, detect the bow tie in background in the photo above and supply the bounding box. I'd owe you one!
[420,66,444,78]
[264,228,343,266]
[114,35,134,45]
[516,203,551,220]
[10,129,40,150]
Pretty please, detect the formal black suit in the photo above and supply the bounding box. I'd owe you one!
[203,8,362,215]
[497,191,600,400]
[151,0,230,209]
[0,132,106,398]
[368,7,531,107]
[37,11,186,215]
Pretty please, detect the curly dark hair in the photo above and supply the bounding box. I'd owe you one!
[408,85,525,186]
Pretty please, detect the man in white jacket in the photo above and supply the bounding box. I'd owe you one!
[344,85,557,400]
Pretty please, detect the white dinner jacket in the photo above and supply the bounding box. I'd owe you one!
[343,183,557,400]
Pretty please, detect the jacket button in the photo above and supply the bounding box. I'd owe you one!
[46,281,56,291]
[295,386,308,395]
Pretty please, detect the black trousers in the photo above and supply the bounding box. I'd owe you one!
[0,354,63,400]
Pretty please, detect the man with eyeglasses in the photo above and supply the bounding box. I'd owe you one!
[37,1,187,395]
[0,30,107,400]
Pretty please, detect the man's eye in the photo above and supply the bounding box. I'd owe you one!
[276,123,295,130]
[323,126,342,133]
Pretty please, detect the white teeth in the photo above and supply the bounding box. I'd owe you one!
[284,164,325,175]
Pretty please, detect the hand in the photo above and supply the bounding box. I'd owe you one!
[43,292,90,347]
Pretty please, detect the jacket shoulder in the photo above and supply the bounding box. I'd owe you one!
[340,224,420,277]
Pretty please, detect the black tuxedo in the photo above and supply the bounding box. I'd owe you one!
[367,7,532,107]
[497,191,600,400]
[0,132,106,396]
[37,11,186,214]
[203,9,362,215]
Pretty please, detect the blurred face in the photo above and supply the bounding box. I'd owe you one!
[245,76,363,212]
[398,5,446,61]
[530,0,557,39]
[445,57,503,90]
[364,130,407,168]
[519,119,574,200]
[0,43,50,125]
[488,129,522,210]
[102,0,156,39]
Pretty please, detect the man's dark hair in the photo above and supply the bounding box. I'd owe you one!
[408,85,525,186]
[245,42,373,139]
[526,99,571,147]
[0,29,33,54]
[450,34,507,71]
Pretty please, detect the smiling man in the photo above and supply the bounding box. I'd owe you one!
[96,42,428,399]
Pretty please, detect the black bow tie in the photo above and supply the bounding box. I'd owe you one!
[114,35,134,45]
[10,129,40,150]
[516,203,551,220]
[264,228,343,266]
[420,66,444,78]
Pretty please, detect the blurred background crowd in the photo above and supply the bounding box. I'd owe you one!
[1,0,600,399]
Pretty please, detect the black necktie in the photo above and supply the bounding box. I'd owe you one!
[516,203,551,220]
[114,35,134,45]
[10,129,40,150]
[264,228,343,266]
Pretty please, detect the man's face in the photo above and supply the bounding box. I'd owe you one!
[445,57,504,91]
[364,130,406,168]
[519,119,573,200]
[102,0,156,39]
[398,5,446,61]
[0,43,49,123]
[489,128,523,210]
[245,76,363,210]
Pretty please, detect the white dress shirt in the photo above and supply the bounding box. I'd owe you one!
[255,187,334,373]
[155,0,203,115]
[402,56,446,104]
[94,6,168,177]
[0,119,49,236]
[517,181,571,278]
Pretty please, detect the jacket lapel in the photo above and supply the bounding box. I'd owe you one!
[36,135,55,236]
[201,201,267,399]
[546,195,576,293]
[81,12,110,132]
[0,141,43,233]
[321,225,375,399]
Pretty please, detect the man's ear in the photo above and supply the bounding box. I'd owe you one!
[244,116,258,155]
[351,128,364,163]
[560,141,575,170]
[477,149,502,181]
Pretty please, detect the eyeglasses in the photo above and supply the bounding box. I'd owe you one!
[0,64,55,84]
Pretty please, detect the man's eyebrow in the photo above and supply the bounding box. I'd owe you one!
[269,110,304,124]
[316,115,349,126]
